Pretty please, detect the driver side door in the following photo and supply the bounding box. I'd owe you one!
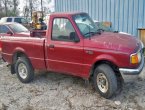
[46,18,84,77]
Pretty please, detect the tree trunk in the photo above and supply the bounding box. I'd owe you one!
[41,0,43,18]
[13,0,17,15]
[29,0,32,19]
[4,0,8,16]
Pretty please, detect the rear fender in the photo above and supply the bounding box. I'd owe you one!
[11,48,28,74]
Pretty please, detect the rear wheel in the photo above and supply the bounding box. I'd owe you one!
[93,64,117,98]
[15,57,34,83]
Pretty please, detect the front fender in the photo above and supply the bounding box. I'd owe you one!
[92,54,118,67]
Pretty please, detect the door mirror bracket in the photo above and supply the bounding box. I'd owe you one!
[70,32,80,43]
[7,31,13,36]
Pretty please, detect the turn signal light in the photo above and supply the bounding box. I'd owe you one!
[130,52,141,64]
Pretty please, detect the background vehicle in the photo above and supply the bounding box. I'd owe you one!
[0,17,30,29]
[0,22,46,52]
[0,22,30,53]
[1,12,144,98]
[0,22,46,37]
[94,20,131,35]
[0,22,30,37]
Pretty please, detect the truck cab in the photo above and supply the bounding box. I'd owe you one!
[1,12,144,98]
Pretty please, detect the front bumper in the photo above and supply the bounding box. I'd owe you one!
[119,56,144,82]
[119,56,144,75]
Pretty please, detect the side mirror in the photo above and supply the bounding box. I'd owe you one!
[70,32,80,43]
[7,31,13,36]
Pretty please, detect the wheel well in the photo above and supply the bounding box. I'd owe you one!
[11,51,29,74]
[13,51,27,63]
[90,60,122,78]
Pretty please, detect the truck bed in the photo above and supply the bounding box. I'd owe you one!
[2,36,46,70]
[30,30,46,38]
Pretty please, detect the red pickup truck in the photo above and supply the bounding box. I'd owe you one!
[1,12,144,98]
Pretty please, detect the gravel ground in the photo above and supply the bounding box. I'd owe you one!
[0,59,145,110]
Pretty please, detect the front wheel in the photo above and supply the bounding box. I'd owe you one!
[15,57,34,83]
[93,64,118,98]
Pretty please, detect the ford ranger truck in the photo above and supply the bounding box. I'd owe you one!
[1,12,144,98]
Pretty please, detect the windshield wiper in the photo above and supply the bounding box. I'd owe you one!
[84,31,101,37]
[97,29,104,34]
[84,31,96,36]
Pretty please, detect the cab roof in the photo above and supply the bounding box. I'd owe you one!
[50,12,86,17]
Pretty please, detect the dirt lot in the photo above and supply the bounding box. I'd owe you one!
[0,59,145,110]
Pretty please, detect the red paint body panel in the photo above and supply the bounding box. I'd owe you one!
[83,32,141,68]
[2,37,46,70]
[0,40,1,51]
[1,12,141,79]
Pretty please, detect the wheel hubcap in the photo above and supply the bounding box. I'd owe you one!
[18,63,28,79]
[97,73,108,93]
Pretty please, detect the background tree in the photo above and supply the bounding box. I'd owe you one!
[0,0,19,18]
[13,0,19,15]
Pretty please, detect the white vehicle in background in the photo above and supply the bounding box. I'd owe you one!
[0,17,30,28]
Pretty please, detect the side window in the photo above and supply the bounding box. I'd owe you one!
[0,25,10,34]
[21,18,28,24]
[52,18,75,41]
[14,18,21,23]
[7,18,12,22]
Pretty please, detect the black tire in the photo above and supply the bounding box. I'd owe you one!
[93,64,117,98]
[15,57,34,83]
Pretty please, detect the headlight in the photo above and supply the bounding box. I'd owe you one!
[130,52,141,64]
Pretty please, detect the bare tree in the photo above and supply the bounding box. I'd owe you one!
[0,0,19,17]
[13,0,19,15]
[2,0,8,16]
[22,0,52,18]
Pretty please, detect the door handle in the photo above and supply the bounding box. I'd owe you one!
[48,44,55,48]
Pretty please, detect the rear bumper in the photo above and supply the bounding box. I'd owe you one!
[119,56,144,82]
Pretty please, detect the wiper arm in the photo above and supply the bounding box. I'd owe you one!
[84,31,96,36]
[96,29,104,34]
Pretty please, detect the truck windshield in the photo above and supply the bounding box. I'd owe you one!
[73,13,99,38]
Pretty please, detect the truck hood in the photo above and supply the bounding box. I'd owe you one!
[84,32,141,53]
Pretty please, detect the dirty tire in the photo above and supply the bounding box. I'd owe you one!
[93,64,117,98]
[15,57,34,83]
